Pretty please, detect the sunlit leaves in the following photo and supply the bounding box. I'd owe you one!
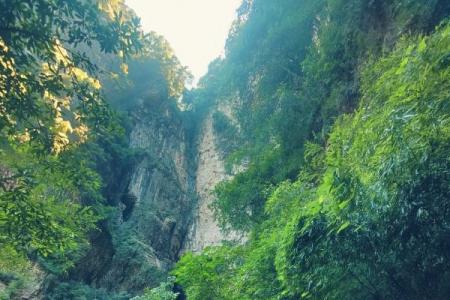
[0,0,144,260]
[0,148,100,259]
[141,33,192,99]
[173,246,246,300]
[131,277,179,300]
[273,21,450,299]
[0,0,143,153]
[175,17,450,300]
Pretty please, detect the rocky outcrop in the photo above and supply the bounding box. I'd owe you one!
[183,112,230,252]
[99,102,195,292]
[67,100,196,294]
[124,103,192,261]
[66,97,244,294]
[183,100,245,253]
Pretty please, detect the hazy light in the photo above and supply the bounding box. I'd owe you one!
[126,0,241,84]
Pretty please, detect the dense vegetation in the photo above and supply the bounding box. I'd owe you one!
[0,0,140,298]
[1,0,450,299]
[0,1,188,299]
[174,0,450,299]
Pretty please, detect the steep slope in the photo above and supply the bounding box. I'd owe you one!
[184,100,246,252]
[4,1,449,299]
[41,37,198,298]
[173,0,450,299]
[45,98,196,297]
[184,111,230,252]
[99,101,195,291]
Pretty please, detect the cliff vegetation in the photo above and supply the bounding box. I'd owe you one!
[1,0,450,299]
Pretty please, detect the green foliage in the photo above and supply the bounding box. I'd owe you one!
[175,4,450,299]
[105,32,192,111]
[200,0,450,234]
[0,0,144,260]
[41,14,192,299]
[0,246,35,300]
[0,145,100,259]
[172,246,246,300]
[45,281,131,300]
[131,277,178,300]
[0,0,143,152]
[213,148,281,231]
[141,33,193,99]
[0,273,27,300]
[1,0,449,299]
[271,23,450,299]
[0,0,189,298]
[212,111,239,156]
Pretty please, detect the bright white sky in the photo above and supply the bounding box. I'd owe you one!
[126,0,242,84]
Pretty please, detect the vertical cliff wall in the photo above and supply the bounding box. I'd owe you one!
[102,102,196,292]
[65,100,197,295]
[183,112,230,252]
[183,100,245,253]
[64,97,243,296]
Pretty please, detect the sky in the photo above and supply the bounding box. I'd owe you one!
[126,0,242,84]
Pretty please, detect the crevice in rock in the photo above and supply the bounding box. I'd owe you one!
[121,193,137,222]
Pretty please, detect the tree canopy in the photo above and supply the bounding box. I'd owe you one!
[0,0,143,259]
[0,0,143,152]
[174,0,450,299]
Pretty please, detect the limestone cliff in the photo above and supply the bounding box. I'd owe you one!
[183,100,245,253]
[183,112,230,252]
[59,97,243,296]
[99,103,195,291]
[67,100,196,294]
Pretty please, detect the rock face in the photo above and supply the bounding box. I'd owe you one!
[125,104,193,261]
[101,102,195,292]
[68,98,243,295]
[183,100,245,253]
[183,112,230,252]
[69,100,196,293]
